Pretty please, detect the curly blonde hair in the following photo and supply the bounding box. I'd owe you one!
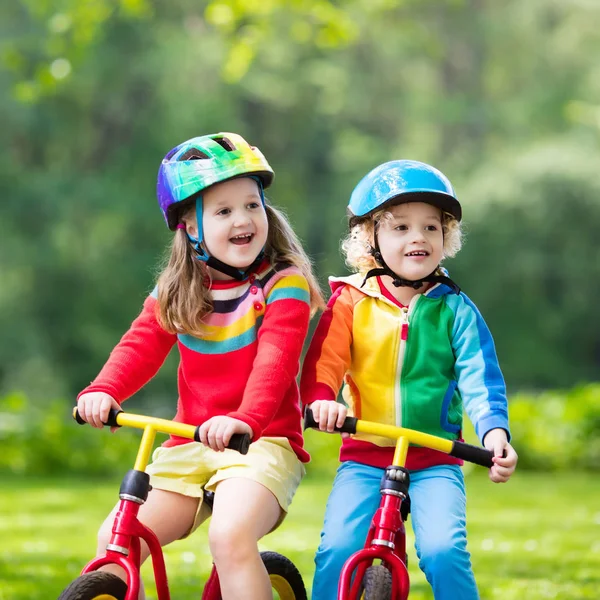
[342,206,463,273]
[155,202,325,337]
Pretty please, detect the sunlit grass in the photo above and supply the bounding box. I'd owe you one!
[1,467,598,599]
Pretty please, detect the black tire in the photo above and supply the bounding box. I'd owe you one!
[362,564,393,600]
[261,551,307,600]
[58,571,128,600]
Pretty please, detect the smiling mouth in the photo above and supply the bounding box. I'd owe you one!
[405,250,429,257]
[230,233,254,246]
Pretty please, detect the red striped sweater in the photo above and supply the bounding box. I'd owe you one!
[78,261,312,462]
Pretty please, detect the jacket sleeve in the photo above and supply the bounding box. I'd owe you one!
[450,293,510,444]
[300,284,354,405]
[78,293,177,403]
[227,270,311,439]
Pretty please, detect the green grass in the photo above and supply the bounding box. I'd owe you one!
[1,469,598,599]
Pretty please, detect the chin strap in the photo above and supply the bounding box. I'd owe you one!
[360,264,460,294]
[361,243,460,295]
[203,251,264,281]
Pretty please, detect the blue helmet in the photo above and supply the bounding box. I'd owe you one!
[348,160,462,223]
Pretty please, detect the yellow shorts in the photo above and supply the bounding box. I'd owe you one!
[146,437,305,537]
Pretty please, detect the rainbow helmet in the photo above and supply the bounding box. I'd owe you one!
[157,132,274,230]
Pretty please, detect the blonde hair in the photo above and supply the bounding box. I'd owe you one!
[342,206,463,273]
[156,203,325,336]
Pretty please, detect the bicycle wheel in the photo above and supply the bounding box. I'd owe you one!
[261,551,307,600]
[361,564,392,600]
[58,571,127,600]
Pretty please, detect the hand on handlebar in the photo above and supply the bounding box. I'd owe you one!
[197,416,254,452]
[483,428,518,483]
[77,392,122,432]
[308,401,351,439]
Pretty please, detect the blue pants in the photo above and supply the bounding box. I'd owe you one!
[312,462,479,600]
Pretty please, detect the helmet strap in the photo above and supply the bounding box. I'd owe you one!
[205,252,265,281]
[250,176,266,207]
[361,230,460,294]
[360,264,460,295]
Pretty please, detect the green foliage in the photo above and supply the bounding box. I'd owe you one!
[0,392,147,476]
[1,0,600,403]
[453,141,600,388]
[4,0,362,102]
[509,384,600,471]
[4,0,153,103]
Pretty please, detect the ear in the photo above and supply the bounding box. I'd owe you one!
[183,220,198,239]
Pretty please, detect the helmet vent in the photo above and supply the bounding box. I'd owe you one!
[179,149,210,161]
[214,137,236,152]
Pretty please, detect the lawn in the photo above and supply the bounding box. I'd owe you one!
[1,467,598,599]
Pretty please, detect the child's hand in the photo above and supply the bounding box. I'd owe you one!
[77,392,122,433]
[310,400,350,439]
[483,428,518,483]
[198,416,253,452]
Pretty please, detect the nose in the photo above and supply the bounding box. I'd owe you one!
[232,209,251,227]
[409,229,426,244]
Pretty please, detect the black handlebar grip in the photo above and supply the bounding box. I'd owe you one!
[302,407,318,429]
[303,406,358,435]
[193,427,251,455]
[74,407,123,428]
[450,441,495,468]
[227,433,251,455]
[74,408,86,424]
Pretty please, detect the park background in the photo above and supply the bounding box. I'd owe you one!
[1,1,599,598]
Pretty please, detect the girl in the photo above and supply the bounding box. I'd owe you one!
[77,132,324,600]
[300,159,518,599]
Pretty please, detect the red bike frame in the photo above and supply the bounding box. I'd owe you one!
[74,408,249,600]
[82,496,170,600]
[338,474,410,600]
[303,407,495,600]
[81,495,223,600]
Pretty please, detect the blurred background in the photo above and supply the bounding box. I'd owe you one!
[1,1,599,599]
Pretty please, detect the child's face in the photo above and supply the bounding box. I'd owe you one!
[376,202,444,281]
[184,177,268,278]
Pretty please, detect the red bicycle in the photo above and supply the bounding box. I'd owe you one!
[304,407,495,600]
[58,408,306,600]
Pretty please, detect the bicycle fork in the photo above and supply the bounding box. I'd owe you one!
[339,438,412,600]
[81,426,172,600]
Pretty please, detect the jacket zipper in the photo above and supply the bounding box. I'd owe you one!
[394,295,420,427]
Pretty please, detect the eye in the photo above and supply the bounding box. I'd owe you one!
[394,224,408,231]
[216,208,231,216]
[426,224,439,231]
[247,201,261,210]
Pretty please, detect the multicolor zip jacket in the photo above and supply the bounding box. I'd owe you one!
[79,260,312,462]
[300,272,510,470]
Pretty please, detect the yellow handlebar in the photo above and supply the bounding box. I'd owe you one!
[74,407,197,438]
[73,407,251,457]
[303,406,494,468]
